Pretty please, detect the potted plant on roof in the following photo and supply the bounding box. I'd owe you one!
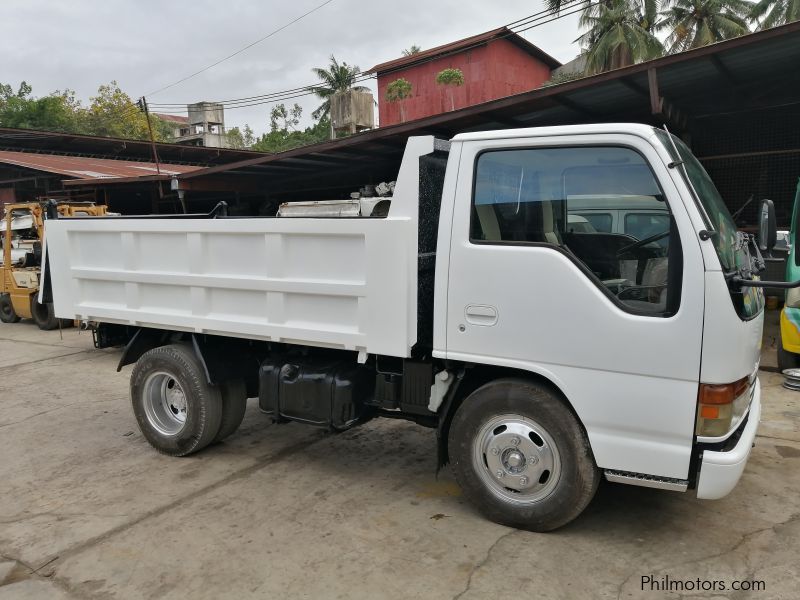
[435,68,465,112]
[386,78,413,123]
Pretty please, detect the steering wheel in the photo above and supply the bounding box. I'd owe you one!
[617,284,666,302]
[616,230,670,257]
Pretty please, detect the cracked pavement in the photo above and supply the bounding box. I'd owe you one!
[1,323,799,599]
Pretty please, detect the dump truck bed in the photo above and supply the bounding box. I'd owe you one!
[43,137,441,358]
[44,216,414,356]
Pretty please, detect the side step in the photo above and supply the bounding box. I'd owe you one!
[604,470,688,492]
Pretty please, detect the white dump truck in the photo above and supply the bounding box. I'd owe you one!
[43,124,778,531]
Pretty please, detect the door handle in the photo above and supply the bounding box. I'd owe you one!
[465,304,498,326]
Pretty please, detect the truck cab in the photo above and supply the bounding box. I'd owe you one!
[434,125,762,511]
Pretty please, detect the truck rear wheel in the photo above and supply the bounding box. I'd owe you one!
[448,378,600,532]
[30,297,60,330]
[214,379,248,442]
[0,294,21,323]
[130,344,222,456]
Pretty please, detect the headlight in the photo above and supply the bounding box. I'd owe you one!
[695,376,751,437]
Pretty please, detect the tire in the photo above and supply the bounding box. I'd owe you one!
[448,378,601,532]
[777,330,800,372]
[214,379,248,442]
[0,294,21,323]
[30,297,59,330]
[130,344,223,457]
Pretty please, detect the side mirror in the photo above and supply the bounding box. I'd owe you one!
[758,198,777,253]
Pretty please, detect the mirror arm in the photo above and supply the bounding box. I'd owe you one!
[732,277,800,289]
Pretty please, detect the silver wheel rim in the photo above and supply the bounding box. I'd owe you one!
[142,371,188,436]
[472,414,562,505]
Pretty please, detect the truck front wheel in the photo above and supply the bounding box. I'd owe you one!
[130,344,223,456]
[448,378,600,532]
[0,294,21,323]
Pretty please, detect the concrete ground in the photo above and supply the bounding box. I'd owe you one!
[1,318,799,600]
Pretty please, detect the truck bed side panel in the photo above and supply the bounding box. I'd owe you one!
[45,217,414,357]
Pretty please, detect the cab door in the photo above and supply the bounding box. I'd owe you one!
[443,133,706,479]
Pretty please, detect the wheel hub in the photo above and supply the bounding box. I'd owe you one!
[472,415,561,504]
[142,372,188,436]
[502,448,526,473]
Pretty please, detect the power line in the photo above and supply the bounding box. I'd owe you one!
[148,2,592,113]
[145,0,338,97]
[148,1,584,107]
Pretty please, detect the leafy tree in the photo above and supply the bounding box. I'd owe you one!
[385,78,413,123]
[0,82,85,133]
[251,104,330,153]
[0,80,174,141]
[659,0,751,52]
[308,55,370,121]
[84,81,158,140]
[226,124,256,149]
[748,0,800,29]
[151,116,176,142]
[402,45,422,56]
[270,103,302,132]
[576,0,664,73]
[435,68,465,111]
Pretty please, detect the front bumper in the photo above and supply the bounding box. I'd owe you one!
[696,378,761,500]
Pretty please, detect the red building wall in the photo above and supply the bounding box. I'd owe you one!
[377,38,553,127]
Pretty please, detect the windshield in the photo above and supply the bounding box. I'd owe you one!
[655,129,762,319]
[655,130,738,271]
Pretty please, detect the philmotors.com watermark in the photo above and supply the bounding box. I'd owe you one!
[641,575,766,593]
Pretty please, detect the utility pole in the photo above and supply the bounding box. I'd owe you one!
[137,96,162,175]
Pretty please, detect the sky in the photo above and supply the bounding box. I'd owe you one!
[2,0,582,135]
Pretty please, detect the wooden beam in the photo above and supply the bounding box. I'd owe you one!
[171,175,263,194]
[648,68,663,115]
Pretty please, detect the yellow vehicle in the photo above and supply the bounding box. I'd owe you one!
[0,201,108,329]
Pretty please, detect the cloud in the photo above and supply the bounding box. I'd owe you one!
[1,0,581,135]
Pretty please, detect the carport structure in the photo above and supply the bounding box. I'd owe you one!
[67,21,800,225]
[0,129,265,212]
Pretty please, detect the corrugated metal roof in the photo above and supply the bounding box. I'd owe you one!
[0,127,268,165]
[154,113,189,124]
[367,26,561,74]
[0,150,202,180]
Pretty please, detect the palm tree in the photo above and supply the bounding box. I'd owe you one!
[577,0,664,74]
[308,55,370,120]
[545,0,591,13]
[748,0,800,29]
[659,0,751,52]
[402,45,422,56]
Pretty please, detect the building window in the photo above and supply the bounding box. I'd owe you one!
[470,146,681,316]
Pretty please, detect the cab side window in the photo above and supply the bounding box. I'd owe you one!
[470,146,682,316]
